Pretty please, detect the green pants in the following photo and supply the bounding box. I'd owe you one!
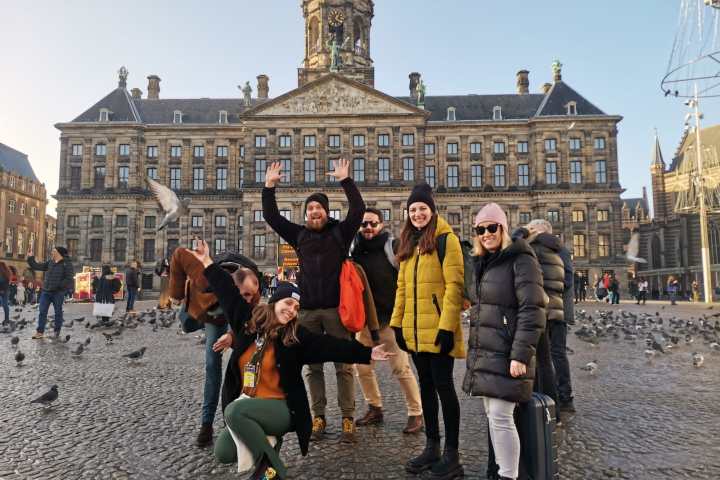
[215,398,291,479]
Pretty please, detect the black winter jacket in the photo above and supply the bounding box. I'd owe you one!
[203,263,371,456]
[462,238,547,403]
[515,229,565,322]
[351,231,398,327]
[27,256,74,293]
[262,178,365,310]
[92,275,121,303]
[125,268,140,289]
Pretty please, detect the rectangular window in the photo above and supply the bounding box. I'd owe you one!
[214,238,226,255]
[547,210,560,223]
[471,164,483,187]
[147,146,158,158]
[573,234,586,257]
[424,143,436,156]
[216,167,227,190]
[328,135,341,148]
[119,144,130,156]
[595,160,607,183]
[90,239,103,262]
[544,138,557,152]
[170,145,182,158]
[216,146,228,158]
[20,203,26,216]
[146,167,158,180]
[403,157,415,181]
[518,164,529,187]
[304,135,316,148]
[572,210,585,222]
[378,134,390,147]
[118,166,129,187]
[304,159,316,184]
[144,216,156,229]
[470,142,482,154]
[378,157,390,183]
[447,212,461,225]
[279,158,291,184]
[353,135,366,148]
[70,166,81,189]
[279,135,292,149]
[239,145,245,158]
[114,238,127,262]
[447,165,459,188]
[255,136,267,148]
[598,235,610,257]
[545,161,558,184]
[597,209,610,222]
[219,111,228,124]
[569,138,582,151]
[94,166,105,189]
[253,235,266,258]
[67,215,79,228]
[67,239,78,258]
[594,137,606,150]
[191,215,203,228]
[447,142,459,155]
[253,210,264,223]
[8,200,15,213]
[71,144,83,156]
[238,167,244,189]
[279,210,291,221]
[353,158,365,182]
[494,164,506,187]
[327,159,338,183]
[170,167,181,190]
[255,159,267,184]
[95,144,106,156]
[215,215,227,228]
[519,212,531,225]
[381,209,391,221]
[402,133,415,146]
[115,215,128,227]
[192,167,205,190]
[517,141,528,154]
[570,160,582,184]
[425,165,436,188]
[143,239,155,263]
[494,141,506,154]
[193,145,205,158]
[329,210,341,220]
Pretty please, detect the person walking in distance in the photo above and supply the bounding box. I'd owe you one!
[262,158,367,443]
[125,260,141,313]
[391,184,465,479]
[350,207,423,434]
[637,277,648,305]
[28,247,75,339]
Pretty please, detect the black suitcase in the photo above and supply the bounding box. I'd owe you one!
[517,392,559,480]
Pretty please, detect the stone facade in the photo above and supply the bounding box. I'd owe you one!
[54,1,627,288]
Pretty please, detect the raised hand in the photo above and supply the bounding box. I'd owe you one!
[189,238,213,267]
[265,162,283,188]
[326,158,350,182]
[371,344,397,361]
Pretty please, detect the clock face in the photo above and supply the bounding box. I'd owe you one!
[329,9,345,27]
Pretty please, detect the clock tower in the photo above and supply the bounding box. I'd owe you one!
[299,0,375,87]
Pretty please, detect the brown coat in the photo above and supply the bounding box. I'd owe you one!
[169,248,224,325]
[353,262,380,334]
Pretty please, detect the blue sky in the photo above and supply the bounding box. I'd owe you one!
[1,0,717,215]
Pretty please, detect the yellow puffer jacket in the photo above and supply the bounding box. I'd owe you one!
[390,216,466,358]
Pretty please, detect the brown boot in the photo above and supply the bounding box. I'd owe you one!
[355,405,384,426]
[403,414,424,434]
[196,423,213,447]
[340,417,356,443]
[310,416,326,441]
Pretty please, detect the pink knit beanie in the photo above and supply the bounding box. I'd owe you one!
[474,203,509,233]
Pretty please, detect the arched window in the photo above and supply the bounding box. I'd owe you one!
[651,234,662,269]
[309,17,320,52]
[710,221,720,264]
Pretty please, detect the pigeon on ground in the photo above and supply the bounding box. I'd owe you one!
[644,349,656,360]
[579,360,598,375]
[10,336,19,347]
[710,342,720,353]
[15,350,25,366]
[692,352,704,368]
[30,385,58,408]
[84,337,91,346]
[147,177,190,231]
[102,332,114,344]
[71,344,84,356]
[123,347,147,361]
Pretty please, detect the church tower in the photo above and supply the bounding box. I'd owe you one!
[650,131,668,221]
[299,0,375,87]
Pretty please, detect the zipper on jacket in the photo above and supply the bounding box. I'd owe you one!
[432,293,442,317]
[413,250,420,351]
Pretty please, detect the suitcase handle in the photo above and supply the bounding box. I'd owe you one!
[544,407,551,424]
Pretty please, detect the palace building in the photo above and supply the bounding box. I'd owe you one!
[55,0,626,290]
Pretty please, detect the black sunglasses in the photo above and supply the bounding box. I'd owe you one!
[475,224,501,236]
[361,221,380,228]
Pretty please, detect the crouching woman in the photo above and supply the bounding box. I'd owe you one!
[190,240,393,480]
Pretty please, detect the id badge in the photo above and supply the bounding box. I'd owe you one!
[243,364,258,388]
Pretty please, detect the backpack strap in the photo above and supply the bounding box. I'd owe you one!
[436,233,449,267]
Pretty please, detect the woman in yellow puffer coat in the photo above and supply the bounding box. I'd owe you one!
[390,183,465,480]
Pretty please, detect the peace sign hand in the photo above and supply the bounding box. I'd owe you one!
[265,162,283,188]
[327,158,350,182]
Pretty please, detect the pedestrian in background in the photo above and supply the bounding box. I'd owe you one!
[125,260,141,313]
[668,276,680,305]
[637,278,648,305]
[0,262,11,323]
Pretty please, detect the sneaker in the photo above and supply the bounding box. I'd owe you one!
[559,399,576,414]
[310,416,326,441]
[340,417,356,443]
[196,423,213,447]
[261,467,277,480]
[31,332,44,340]
[355,405,383,426]
[403,414,424,434]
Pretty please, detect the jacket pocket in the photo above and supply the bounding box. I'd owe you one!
[432,293,442,317]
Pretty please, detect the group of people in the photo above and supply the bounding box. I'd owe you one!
[0,262,43,314]
[168,159,576,480]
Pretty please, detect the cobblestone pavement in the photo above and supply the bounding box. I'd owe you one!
[1,299,720,480]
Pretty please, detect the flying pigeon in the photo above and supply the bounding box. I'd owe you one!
[146,177,190,231]
[30,385,58,408]
[625,232,647,263]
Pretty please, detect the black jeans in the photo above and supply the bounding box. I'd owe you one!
[534,330,558,406]
[637,291,647,304]
[411,352,460,448]
[548,320,573,402]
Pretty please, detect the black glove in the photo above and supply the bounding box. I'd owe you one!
[370,329,381,346]
[392,327,409,352]
[434,329,454,355]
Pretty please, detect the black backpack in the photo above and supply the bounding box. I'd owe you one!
[437,233,478,305]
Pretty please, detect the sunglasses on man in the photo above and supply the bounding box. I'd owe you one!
[361,221,380,228]
[474,224,501,236]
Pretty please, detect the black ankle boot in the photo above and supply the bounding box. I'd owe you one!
[430,446,464,479]
[405,438,441,474]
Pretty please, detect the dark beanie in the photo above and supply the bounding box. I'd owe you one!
[305,192,330,214]
[406,183,436,212]
[55,246,68,257]
[269,282,301,304]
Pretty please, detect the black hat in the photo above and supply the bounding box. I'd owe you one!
[269,282,301,304]
[213,251,265,290]
[406,183,436,212]
[54,246,68,257]
[304,192,330,214]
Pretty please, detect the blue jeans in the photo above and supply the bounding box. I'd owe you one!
[0,289,9,322]
[126,288,138,311]
[37,290,65,333]
[202,322,228,425]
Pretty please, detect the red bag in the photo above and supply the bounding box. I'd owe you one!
[338,260,366,333]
